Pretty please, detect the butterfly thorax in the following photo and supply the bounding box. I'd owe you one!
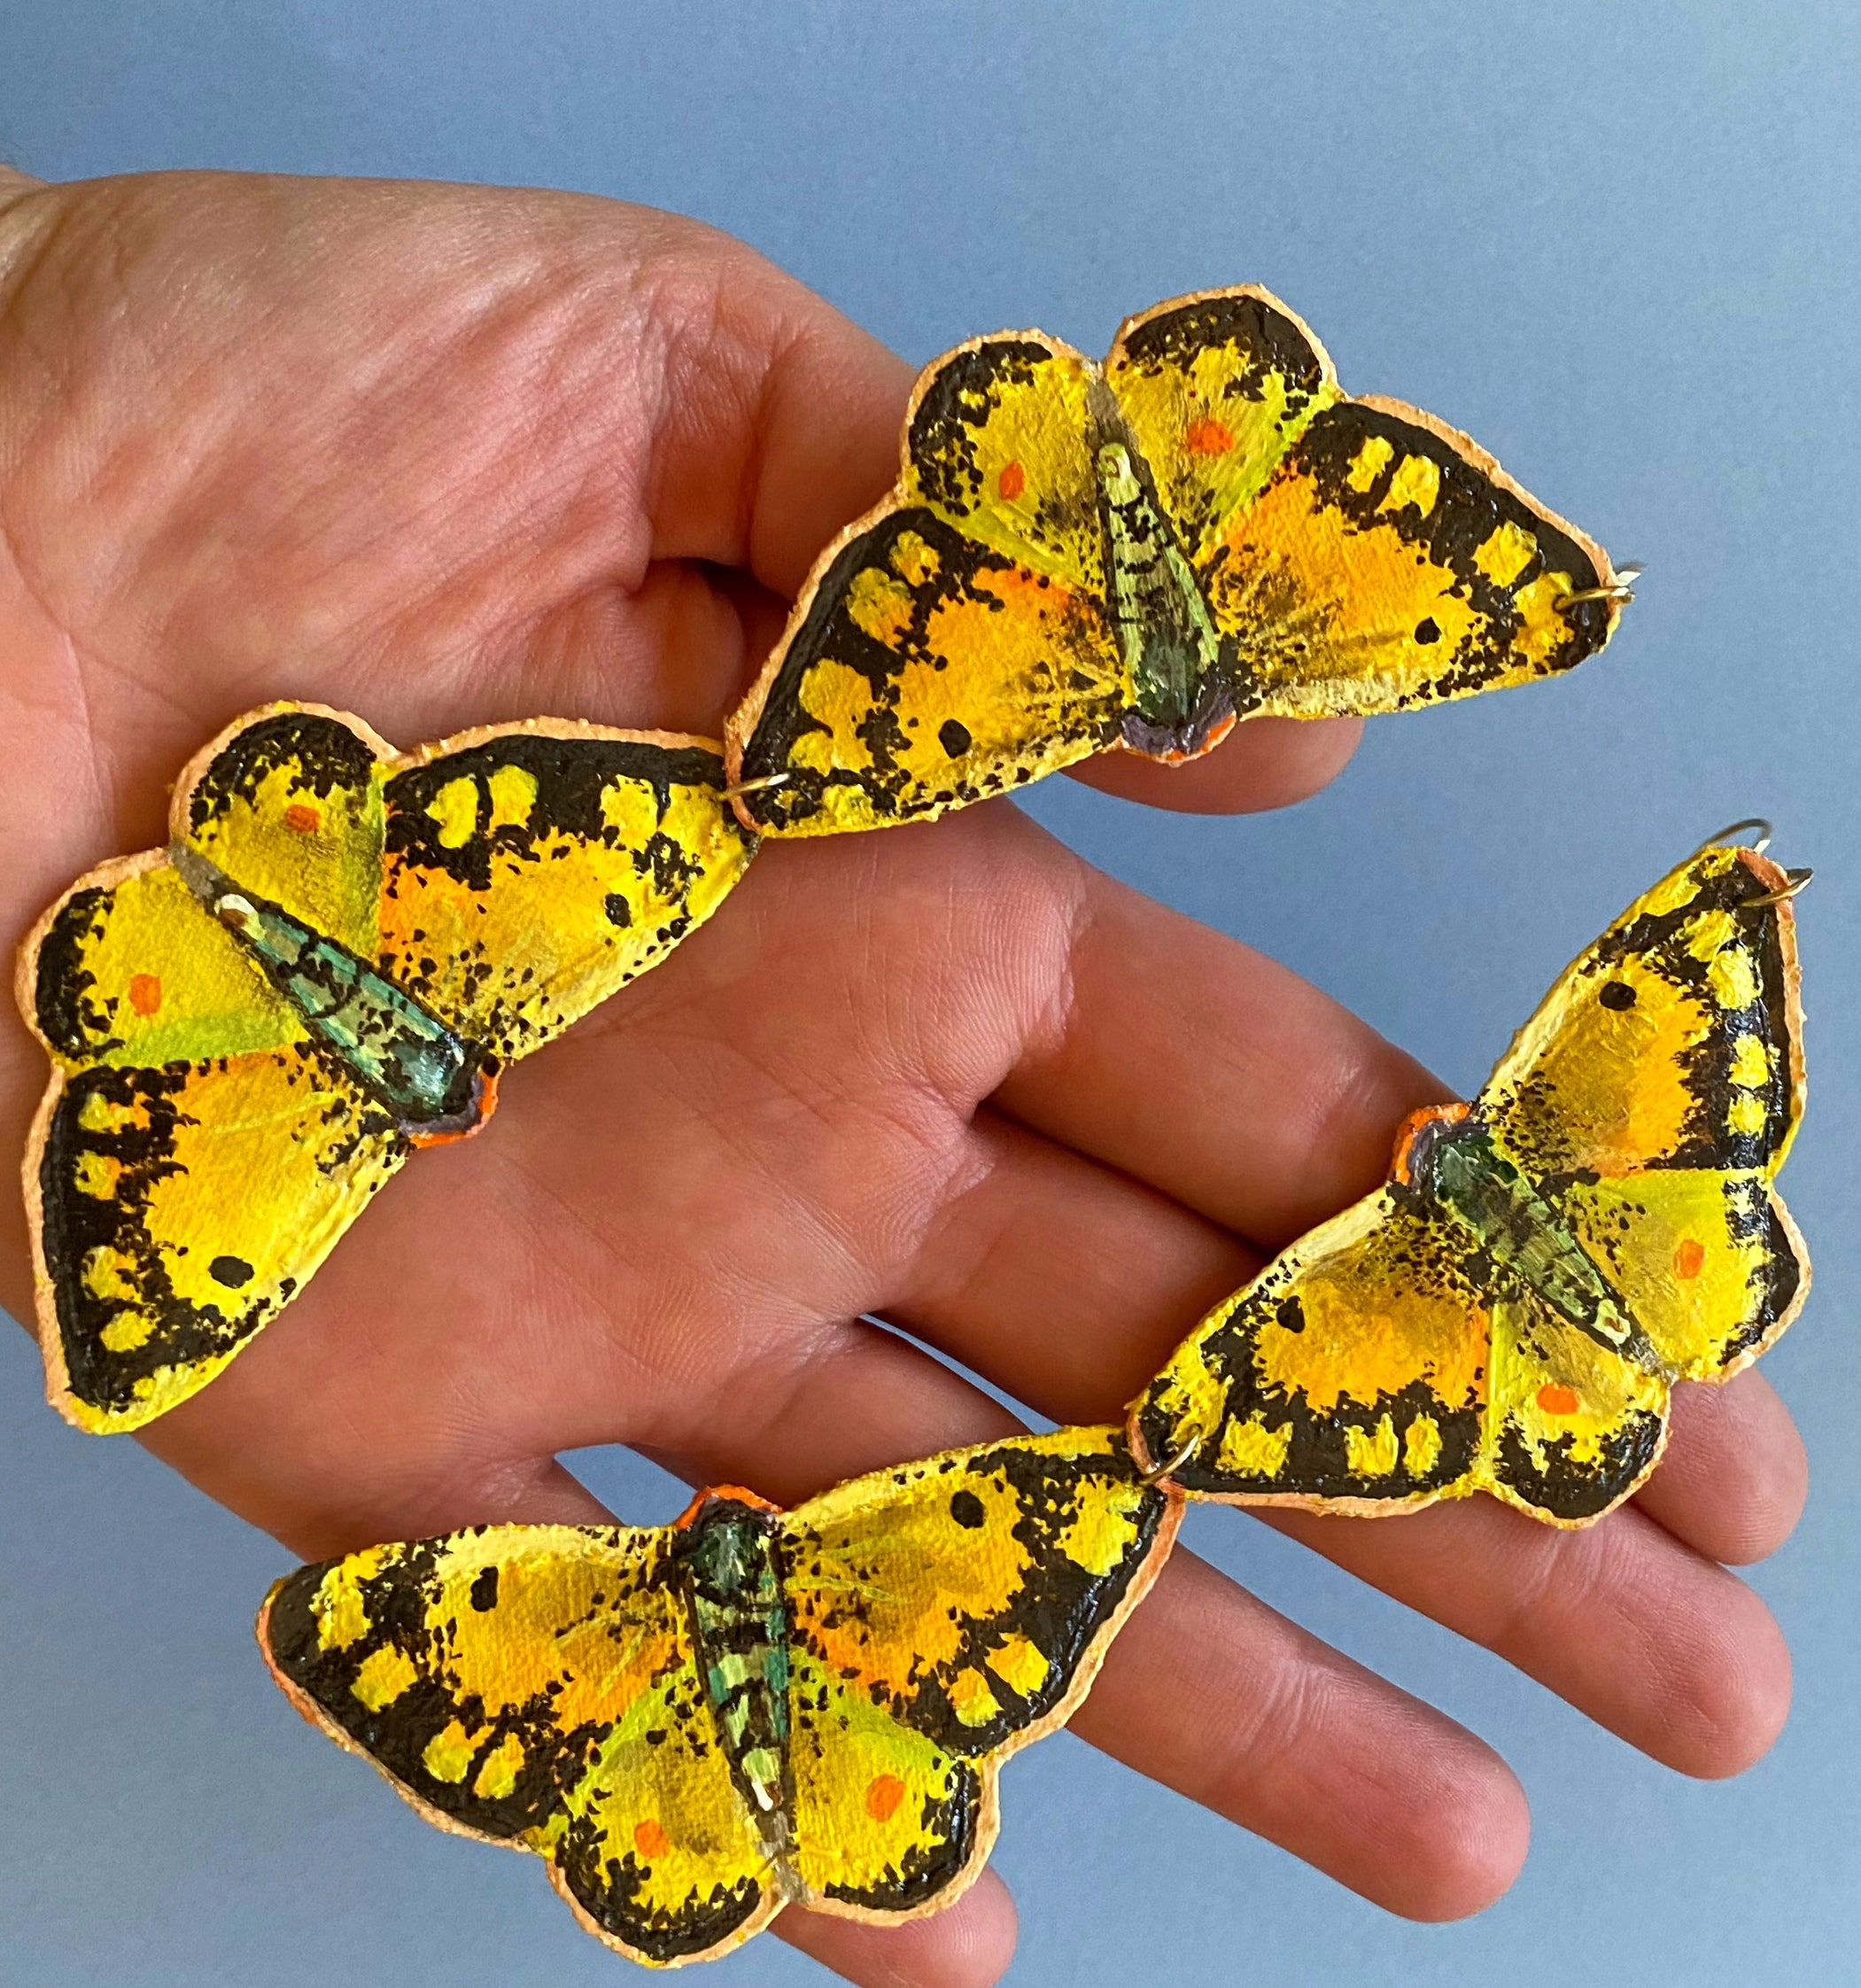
[171,846,495,1141]
[1092,437,1235,758]
[672,1497,796,1875]
[1397,1107,1648,1361]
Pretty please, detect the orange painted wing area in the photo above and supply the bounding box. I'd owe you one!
[376,721,755,1060]
[1129,1189,1490,1513]
[1478,842,1809,1382]
[1201,396,1619,719]
[779,1425,1178,1919]
[260,1526,774,1969]
[726,508,1125,835]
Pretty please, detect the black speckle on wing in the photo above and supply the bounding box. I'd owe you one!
[789,1434,1167,1759]
[1493,1406,1666,1521]
[187,711,380,831]
[734,507,1118,829]
[40,1058,401,1417]
[384,735,735,893]
[1505,854,1801,1176]
[1240,400,1609,703]
[1115,291,1329,408]
[33,887,120,1060]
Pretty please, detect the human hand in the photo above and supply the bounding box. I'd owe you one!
[0,167,1804,1988]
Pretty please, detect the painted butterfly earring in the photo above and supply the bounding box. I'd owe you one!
[259,1426,1180,1967]
[726,284,1633,836]
[1130,823,1810,1526]
[19,703,756,1433]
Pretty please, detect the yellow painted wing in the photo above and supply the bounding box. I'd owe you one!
[377,721,756,1060]
[726,333,1128,835]
[1130,1190,1489,1513]
[1107,286,1621,718]
[1479,842,1807,1378]
[177,703,392,955]
[259,1526,775,1969]
[20,855,405,1434]
[1477,1293,1670,1526]
[779,1425,1180,1920]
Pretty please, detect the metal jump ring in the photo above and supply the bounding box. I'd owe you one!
[1555,561,1643,611]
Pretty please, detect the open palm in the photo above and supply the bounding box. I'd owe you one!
[0,168,1804,1988]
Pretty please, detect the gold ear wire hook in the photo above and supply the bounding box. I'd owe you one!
[1137,1435,1199,1488]
[721,772,790,802]
[1747,867,1813,908]
[1556,562,1643,610]
[1695,818,1775,858]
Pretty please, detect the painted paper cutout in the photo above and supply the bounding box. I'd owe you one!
[259,1425,1181,1968]
[1129,836,1809,1527]
[726,285,1626,835]
[19,703,756,1433]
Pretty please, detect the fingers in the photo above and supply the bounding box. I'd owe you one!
[992,843,1446,1248]
[1070,1548,1528,1920]
[1067,714,1363,816]
[1261,1495,1792,1779]
[1633,1369,1808,1565]
[774,1875,1017,1988]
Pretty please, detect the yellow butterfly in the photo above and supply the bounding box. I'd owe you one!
[1129,829,1810,1527]
[259,1425,1180,1968]
[19,703,756,1434]
[726,284,1628,835]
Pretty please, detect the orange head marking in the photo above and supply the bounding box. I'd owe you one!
[1537,1385,1581,1417]
[283,803,322,834]
[406,1062,501,1150]
[128,974,163,1018]
[998,460,1026,501]
[1185,416,1234,456]
[633,1820,671,1860]
[1672,1238,1706,1280]
[1390,1100,1472,1184]
[865,1774,906,1823]
[671,1484,785,1531]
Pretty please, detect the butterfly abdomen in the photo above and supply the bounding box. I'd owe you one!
[171,847,493,1139]
[1094,436,1234,757]
[673,1497,795,1862]
[1402,1112,1645,1359]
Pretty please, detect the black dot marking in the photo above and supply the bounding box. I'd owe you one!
[469,1566,500,1611]
[1414,617,1441,645]
[1599,980,1637,1011]
[938,718,973,758]
[604,893,633,927]
[949,1490,986,1529]
[209,1255,253,1289]
[1276,1296,1305,1333]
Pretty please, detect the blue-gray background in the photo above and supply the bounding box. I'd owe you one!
[2,3,1855,1983]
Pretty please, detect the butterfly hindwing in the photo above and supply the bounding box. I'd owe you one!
[1132,1191,1488,1510]
[260,1525,775,1968]
[23,855,405,1433]
[1478,1293,1671,1525]
[378,723,756,1060]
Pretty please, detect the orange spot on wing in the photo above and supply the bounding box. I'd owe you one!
[1186,417,1235,455]
[283,804,322,834]
[865,1774,906,1822]
[998,460,1026,501]
[633,1820,671,1860]
[1672,1238,1706,1279]
[128,974,162,1017]
[1537,1385,1580,1416]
